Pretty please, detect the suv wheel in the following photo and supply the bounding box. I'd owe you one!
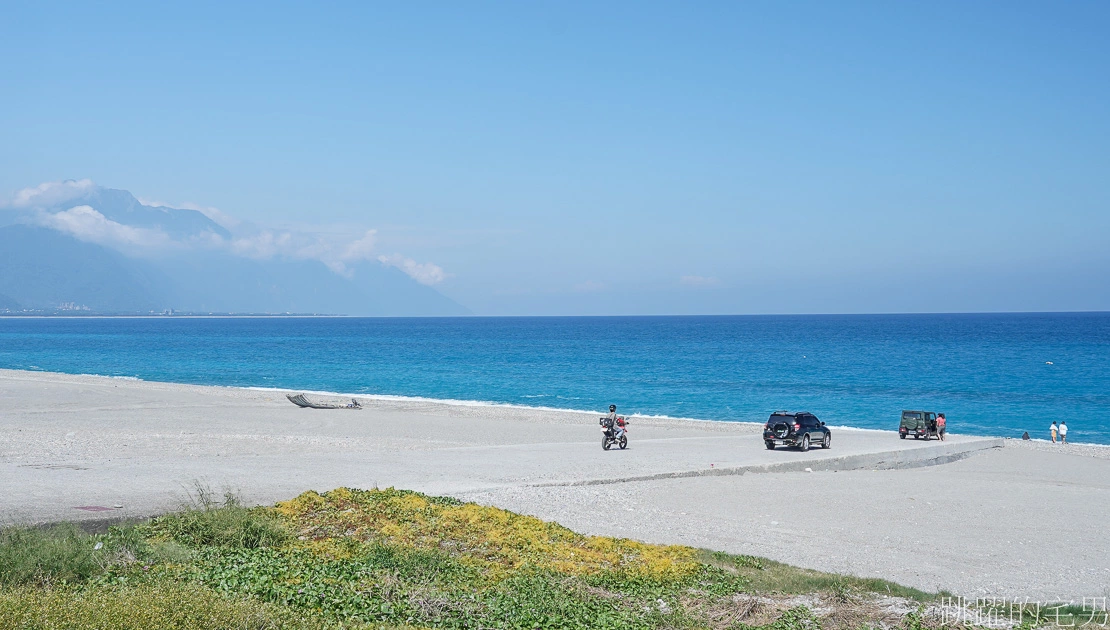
[822,433,831,449]
[765,440,775,450]
[799,434,810,452]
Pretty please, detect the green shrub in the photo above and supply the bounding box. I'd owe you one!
[145,489,290,549]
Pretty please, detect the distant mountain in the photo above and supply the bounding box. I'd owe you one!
[84,187,231,239]
[0,292,21,311]
[0,225,168,312]
[8,184,229,241]
[0,182,469,316]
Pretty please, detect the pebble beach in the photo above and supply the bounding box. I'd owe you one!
[2,368,1107,600]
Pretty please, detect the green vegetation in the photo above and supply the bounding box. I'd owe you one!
[0,521,182,587]
[143,485,291,549]
[0,486,986,629]
[0,523,105,587]
[0,583,343,630]
[695,551,935,603]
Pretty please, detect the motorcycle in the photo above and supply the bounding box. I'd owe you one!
[600,416,629,450]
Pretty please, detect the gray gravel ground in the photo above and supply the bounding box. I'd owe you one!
[1002,436,1110,460]
[2,368,1107,600]
[457,446,1110,601]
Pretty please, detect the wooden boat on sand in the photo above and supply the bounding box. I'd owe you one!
[286,393,362,409]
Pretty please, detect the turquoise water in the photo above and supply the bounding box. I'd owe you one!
[1,314,1107,444]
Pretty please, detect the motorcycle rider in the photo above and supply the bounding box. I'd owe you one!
[603,404,625,441]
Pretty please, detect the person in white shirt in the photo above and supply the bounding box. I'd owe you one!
[1050,421,1058,443]
[1059,421,1068,444]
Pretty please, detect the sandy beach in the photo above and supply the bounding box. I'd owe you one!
[2,368,1107,601]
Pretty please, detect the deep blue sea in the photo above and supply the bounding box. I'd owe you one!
[1,314,1107,444]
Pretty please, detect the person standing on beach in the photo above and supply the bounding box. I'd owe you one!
[1050,421,1058,443]
[936,413,946,441]
[1059,421,1068,444]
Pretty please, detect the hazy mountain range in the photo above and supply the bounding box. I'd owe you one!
[0,181,467,316]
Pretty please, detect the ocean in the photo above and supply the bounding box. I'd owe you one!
[1,313,1107,444]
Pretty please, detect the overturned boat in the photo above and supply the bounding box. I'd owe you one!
[286,393,362,409]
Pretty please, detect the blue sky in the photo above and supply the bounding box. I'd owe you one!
[2,1,1107,315]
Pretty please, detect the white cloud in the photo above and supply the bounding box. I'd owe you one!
[35,205,172,251]
[342,230,378,262]
[13,180,444,286]
[680,275,720,287]
[7,179,95,209]
[228,230,293,260]
[378,254,447,285]
[201,228,381,277]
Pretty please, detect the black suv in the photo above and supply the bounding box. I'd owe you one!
[763,411,831,452]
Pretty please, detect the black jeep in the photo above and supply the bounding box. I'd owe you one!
[763,411,831,452]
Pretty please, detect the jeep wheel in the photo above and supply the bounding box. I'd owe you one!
[799,434,810,452]
[765,440,775,450]
[822,433,831,449]
[899,433,906,439]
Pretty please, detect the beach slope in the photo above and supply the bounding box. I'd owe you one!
[1,368,1106,599]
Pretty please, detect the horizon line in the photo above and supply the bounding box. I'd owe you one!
[1,310,1108,320]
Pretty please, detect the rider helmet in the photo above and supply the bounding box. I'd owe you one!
[609,404,616,412]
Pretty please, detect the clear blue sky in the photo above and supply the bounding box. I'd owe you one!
[2,1,1107,315]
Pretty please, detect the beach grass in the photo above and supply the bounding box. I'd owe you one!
[694,550,938,603]
[0,487,999,629]
[143,482,292,549]
[0,523,104,587]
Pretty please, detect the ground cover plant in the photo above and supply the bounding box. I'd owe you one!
[0,487,986,629]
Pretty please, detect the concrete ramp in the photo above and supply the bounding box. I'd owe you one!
[531,437,1004,487]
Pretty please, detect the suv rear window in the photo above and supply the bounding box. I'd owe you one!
[902,412,922,420]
